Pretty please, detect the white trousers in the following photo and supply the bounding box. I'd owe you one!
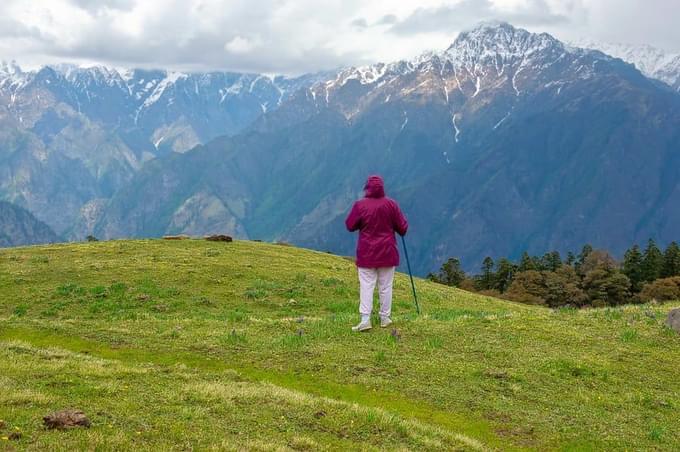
[358,266,396,318]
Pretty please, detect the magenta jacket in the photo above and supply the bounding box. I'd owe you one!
[345,175,408,268]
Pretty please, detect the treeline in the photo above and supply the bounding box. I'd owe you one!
[428,240,680,307]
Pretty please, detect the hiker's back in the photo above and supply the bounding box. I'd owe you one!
[345,175,409,332]
[356,196,401,238]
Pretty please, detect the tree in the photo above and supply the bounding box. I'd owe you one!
[579,249,617,275]
[622,245,644,292]
[494,258,516,293]
[505,271,548,305]
[430,257,466,287]
[662,241,680,278]
[518,252,536,272]
[641,239,664,282]
[582,269,631,307]
[544,266,588,307]
[531,255,546,272]
[477,256,496,290]
[565,252,576,268]
[575,244,593,274]
[541,251,562,272]
[518,252,545,272]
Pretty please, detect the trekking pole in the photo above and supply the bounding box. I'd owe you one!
[400,235,420,315]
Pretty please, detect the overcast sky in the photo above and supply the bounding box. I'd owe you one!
[1,0,678,74]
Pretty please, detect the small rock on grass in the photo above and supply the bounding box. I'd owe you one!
[43,410,91,430]
[666,308,680,334]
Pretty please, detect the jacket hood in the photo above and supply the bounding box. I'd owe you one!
[364,175,385,198]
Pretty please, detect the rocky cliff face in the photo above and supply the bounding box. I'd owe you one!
[0,201,59,247]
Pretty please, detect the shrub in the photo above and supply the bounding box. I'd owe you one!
[544,266,588,307]
[638,276,680,303]
[505,271,548,305]
[458,278,477,292]
[582,269,631,306]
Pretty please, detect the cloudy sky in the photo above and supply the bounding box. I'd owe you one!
[1,0,678,74]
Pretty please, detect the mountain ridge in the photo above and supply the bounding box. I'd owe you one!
[94,22,680,273]
[2,22,679,271]
[572,39,680,91]
[0,201,59,247]
[0,60,331,236]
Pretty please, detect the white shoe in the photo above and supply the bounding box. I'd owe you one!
[380,317,392,328]
[351,320,372,332]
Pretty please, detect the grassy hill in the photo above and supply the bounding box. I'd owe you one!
[0,240,678,450]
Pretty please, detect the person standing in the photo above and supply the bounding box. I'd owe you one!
[345,175,408,332]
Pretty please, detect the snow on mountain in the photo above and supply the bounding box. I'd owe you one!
[0,60,333,237]
[0,61,30,91]
[447,22,564,66]
[0,61,320,111]
[0,61,329,148]
[308,21,612,122]
[572,40,680,91]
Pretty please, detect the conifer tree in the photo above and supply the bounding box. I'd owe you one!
[433,257,466,287]
[662,241,680,278]
[641,239,664,282]
[494,258,516,293]
[518,252,534,272]
[622,245,644,292]
[531,255,545,271]
[544,251,562,272]
[575,244,593,274]
[479,256,496,290]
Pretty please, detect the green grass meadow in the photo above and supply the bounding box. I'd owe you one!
[1,239,679,450]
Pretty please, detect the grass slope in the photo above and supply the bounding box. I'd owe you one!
[0,239,678,451]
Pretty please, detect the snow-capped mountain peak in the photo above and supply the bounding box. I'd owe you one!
[571,40,671,75]
[571,40,680,91]
[447,22,564,63]
[0,60,30,90]
[317,21,607,108]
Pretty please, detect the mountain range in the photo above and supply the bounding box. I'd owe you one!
[572,40,680,91]
[0,61,327,235]
[1,23,679,273]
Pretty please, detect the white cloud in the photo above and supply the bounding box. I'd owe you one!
[224,36,260,54]
[0,0,678,74]
[388,0,570,36]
